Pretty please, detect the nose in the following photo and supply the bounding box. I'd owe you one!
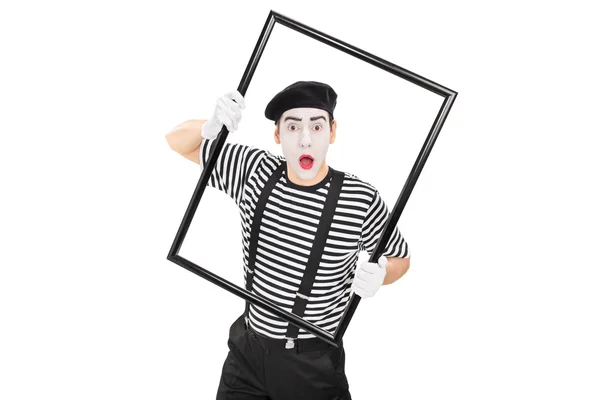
[300,127,311,148]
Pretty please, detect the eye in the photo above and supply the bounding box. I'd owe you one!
[288,124,299,131]
[312,124,322,131]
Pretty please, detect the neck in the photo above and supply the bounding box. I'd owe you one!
[287,161,330,186]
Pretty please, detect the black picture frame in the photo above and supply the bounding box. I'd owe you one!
[167,10,457,347]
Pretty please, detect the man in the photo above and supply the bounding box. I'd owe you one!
[166,81,410,399]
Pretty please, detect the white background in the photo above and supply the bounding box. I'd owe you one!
[1,1,598,399]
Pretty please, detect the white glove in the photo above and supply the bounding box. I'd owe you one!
[201,91,246,140]
[351,255,387,298]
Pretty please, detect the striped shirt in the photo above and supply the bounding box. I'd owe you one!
[199,138,410,339]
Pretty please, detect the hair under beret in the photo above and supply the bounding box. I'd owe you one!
[264,81,337,123]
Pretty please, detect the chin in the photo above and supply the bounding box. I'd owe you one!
[295,162,323,181]
[296,170,319,181]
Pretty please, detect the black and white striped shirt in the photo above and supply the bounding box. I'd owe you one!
[199,138,410,339]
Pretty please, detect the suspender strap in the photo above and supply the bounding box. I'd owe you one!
[284,170,345,347]
[245,161,287,322]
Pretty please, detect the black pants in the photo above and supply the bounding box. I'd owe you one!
[216,314,352,400]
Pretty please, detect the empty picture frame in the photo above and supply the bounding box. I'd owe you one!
[167,10,457,347]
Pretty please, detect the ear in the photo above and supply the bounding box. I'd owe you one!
[274,125,281,144]
[330,120,337,144]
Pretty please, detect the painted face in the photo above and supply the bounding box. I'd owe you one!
[278,108,332,181]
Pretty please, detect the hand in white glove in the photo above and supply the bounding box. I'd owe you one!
[351,255,388,299]
[201,91,246,140]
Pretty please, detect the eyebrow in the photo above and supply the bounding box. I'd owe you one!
[283,115,327,122]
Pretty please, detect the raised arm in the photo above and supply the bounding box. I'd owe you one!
[165,91,245,164]
[165,119,208,164]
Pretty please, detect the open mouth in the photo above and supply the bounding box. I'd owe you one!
[299,154,314,170]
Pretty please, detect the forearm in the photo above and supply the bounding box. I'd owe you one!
[165,119,207,154]
[382,256,410,285]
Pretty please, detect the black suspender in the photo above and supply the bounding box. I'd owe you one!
[245,161,286,325]
[284,170,344,348]
[245,163,345,350]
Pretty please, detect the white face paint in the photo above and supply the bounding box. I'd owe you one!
[278,108,331,182]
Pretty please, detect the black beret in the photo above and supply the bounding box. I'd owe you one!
[265,81,337,123]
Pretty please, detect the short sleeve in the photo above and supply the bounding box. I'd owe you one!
[359,189,410,258]
[199,138,266,206]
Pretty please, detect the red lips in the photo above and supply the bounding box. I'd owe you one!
[299,154,314,170]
